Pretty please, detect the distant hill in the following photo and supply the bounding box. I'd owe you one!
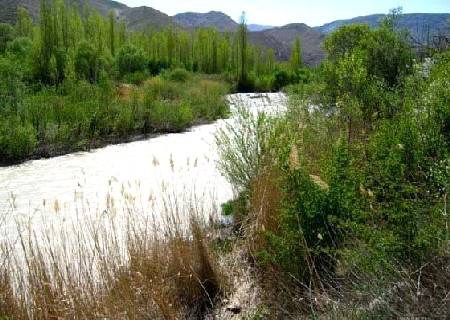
[253,23,326,66]
[315,13,449,41]
[0,0,176,29]
[120,6,175,30]
[0,1,448,66]
[173,11,238,31]
[247,24,274,32]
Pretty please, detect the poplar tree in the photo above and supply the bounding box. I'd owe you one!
[290,36,303,71]
[237,12,249,89]
[15,7,33,38]
[109,11,116,56]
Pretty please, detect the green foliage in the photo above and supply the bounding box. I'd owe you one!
[0,117,37,161]
[147,101,194,132]
[0,55,28,109]
[237,13,250,91]
[74,41,107,83]
[15,7,33,38]
[215,106,282,190]
[116,44,146,77]
[6,37,32,58]
[0,23,14,53]
[217,17,450,314]
[0,73,229,162]
[165,68,191,82]
[122,71,148,85]
[289,37,303,71]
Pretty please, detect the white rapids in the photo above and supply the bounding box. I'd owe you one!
[0,93,287,244]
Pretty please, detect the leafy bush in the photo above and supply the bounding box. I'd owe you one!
[0,23,14,53]
[148,101,193,132]
[144,77,181,102]
[186,79,228,120]
[123,70,148,85]
[74,41,108,83]
[116,45,147,77]
[166,68,191,82]
[0,117,37,160]
[6,37,32,58]
[148,60,170,75]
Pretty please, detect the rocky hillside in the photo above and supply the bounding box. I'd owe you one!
[253,23,326,65]
[120,6,174,30]
[173,11,238,31]
[0,0,175,29]
[315,13,450,41]
[1,0,447,66]
[248,24,274,32]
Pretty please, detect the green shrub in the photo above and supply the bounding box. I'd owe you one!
[123,70,148,85]
[186,79,228,120]
[6,36,32,58]
[0,117,37,160]
[166,68,191,82]
[148,101,193,132]
[144,77,181,102]
[74,41,108,83]
[0,23,14,53]
[116,45,146,77]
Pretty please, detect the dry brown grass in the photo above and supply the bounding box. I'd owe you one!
[0,207,225,319]
[246,169,282,257]
[117,84,136,102]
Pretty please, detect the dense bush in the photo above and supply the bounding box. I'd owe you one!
[0,74,229,162]
[165,68,191,82]
[74,41,108,83]
[0,117,37,161]
[6,37,32,58]
[0,23,14,53]
[116,45,147,77]
[217,17,450,316]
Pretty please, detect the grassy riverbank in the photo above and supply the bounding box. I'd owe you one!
[0,72,229,165]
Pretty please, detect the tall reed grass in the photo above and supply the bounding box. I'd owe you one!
[0,189,226,319]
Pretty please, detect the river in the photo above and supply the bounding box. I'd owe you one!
[0,93,287,246]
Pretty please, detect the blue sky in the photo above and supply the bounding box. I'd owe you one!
[119,0,449,26]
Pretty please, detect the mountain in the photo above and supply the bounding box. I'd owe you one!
[0,0,176,30]
[315,13,450,41]
[248,24,274,32]
[120,6,174,30]
[253,23,326,66]
[1,0,447,66]
[173,11,238,31]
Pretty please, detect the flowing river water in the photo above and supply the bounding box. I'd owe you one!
[0,93,287,247]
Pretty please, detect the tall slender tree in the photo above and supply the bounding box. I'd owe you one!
[15,7,33,38]
[290,36,303,71]
[109,11,116,56]
[237,12,249,89]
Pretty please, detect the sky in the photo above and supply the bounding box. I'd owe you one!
[118,0,450,27]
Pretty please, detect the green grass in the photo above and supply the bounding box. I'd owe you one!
[0,73,229,163]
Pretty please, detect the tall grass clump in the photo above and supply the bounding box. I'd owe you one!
[0,198,226,319]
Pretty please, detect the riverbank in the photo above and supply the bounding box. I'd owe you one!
[0,72,230,166]
[0,118,215,167]
[0,93,275,319]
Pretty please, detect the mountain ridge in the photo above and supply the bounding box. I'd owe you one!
[315,13,450,42]
[173,11,238,31]
[1,0,448,66]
